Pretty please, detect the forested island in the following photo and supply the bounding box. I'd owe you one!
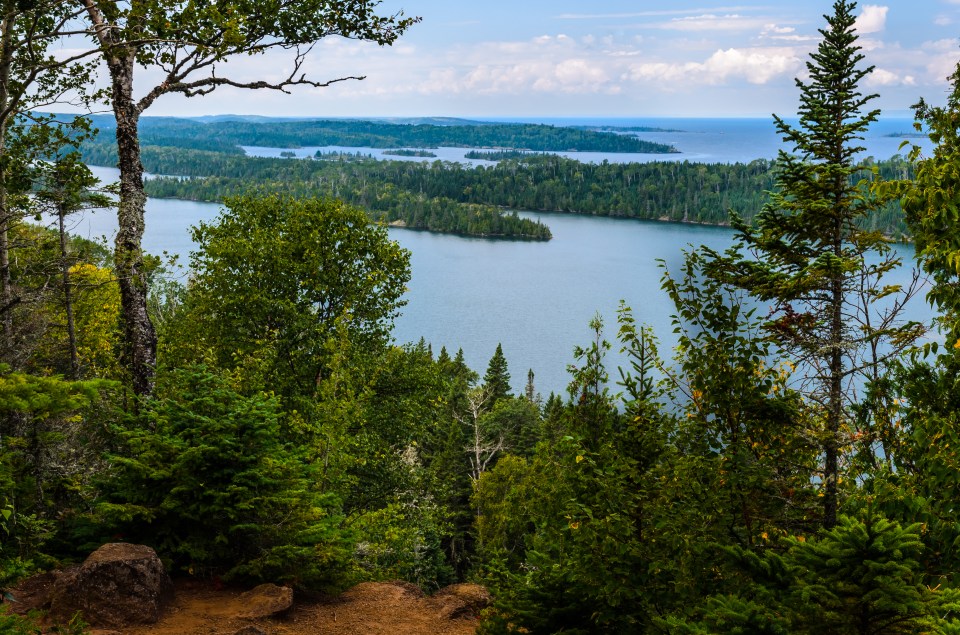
[86,114,678,154]
[382,149,438,157]
[80,140,913,238]
[463,149,543,160]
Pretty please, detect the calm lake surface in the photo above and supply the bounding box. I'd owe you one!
[79,118,934,397]
[243,117,934,166]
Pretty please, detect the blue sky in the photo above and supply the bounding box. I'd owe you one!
[143,1,960,119]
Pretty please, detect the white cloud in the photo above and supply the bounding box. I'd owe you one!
[626,47,803,87]
[867,68,912,86]
[935,15,953,26]
[760,23,817,43]
[922,38,960,52]
[763,24,796,35]
[655,14,770,32]
[855,5,888,35]
[703,48,803,83]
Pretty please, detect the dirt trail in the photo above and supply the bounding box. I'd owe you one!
[99,579,481,635]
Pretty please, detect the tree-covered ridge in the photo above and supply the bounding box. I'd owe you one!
[81,140,913,237]
[88,115,678,154]
[80,144,552,241]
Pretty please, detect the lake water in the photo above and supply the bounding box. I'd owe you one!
[77,118,935,397]
[243,117,934,166]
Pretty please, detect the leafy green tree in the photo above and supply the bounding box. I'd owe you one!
[76,0,418,395]
[708,0,921,527]
[173,194,410,402]
[34,153,114,380]
[868,60,960,583]
[662,250,819,545]
[0,2,99,363]
[901,61,960,348]
[0,367,109,571]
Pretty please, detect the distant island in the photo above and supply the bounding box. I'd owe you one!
[84,114,679,155]
[314,150,374,160]
[884,132,926,138]
[463,149,544,160]
[382,149,438,157]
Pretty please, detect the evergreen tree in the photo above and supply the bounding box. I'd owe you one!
[97,367,352,587]
[662,513,960,634]
[524,369,536,402]
[788,513,952,634]
[483,343,511,404]
[709,0,920,527]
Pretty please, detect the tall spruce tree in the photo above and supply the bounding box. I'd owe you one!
[708,0,921,528]
[483,343,511,404]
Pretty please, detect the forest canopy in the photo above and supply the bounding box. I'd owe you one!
[4,1,960,634]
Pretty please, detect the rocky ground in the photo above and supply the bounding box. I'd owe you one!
[4,543,487,634]
[103,579,483,635]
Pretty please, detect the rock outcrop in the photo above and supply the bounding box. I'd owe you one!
[236,583,293,619]
[47,542,174,628]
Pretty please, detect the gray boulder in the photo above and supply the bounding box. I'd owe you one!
[48,543,174,628]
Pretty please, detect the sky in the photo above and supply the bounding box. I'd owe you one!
[97,1,960,119]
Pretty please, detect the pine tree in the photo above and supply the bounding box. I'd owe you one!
[789,514,947,634]
[709,0,920,528]
[483,343,511,404]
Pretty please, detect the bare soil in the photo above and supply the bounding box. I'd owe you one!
[87,579,481,635]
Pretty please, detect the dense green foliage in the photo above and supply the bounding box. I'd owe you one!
[6,2,960,634]
[96,367,352,586]
[173,195,411,400]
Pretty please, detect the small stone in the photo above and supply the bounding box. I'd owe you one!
[236,583,293,619]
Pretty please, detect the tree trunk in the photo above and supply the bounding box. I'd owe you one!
[824,198,845,530]
[108,51,156,396]
[0,6,14,361]
[824,275,843,529]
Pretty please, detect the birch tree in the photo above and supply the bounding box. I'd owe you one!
[77,0,417,395]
